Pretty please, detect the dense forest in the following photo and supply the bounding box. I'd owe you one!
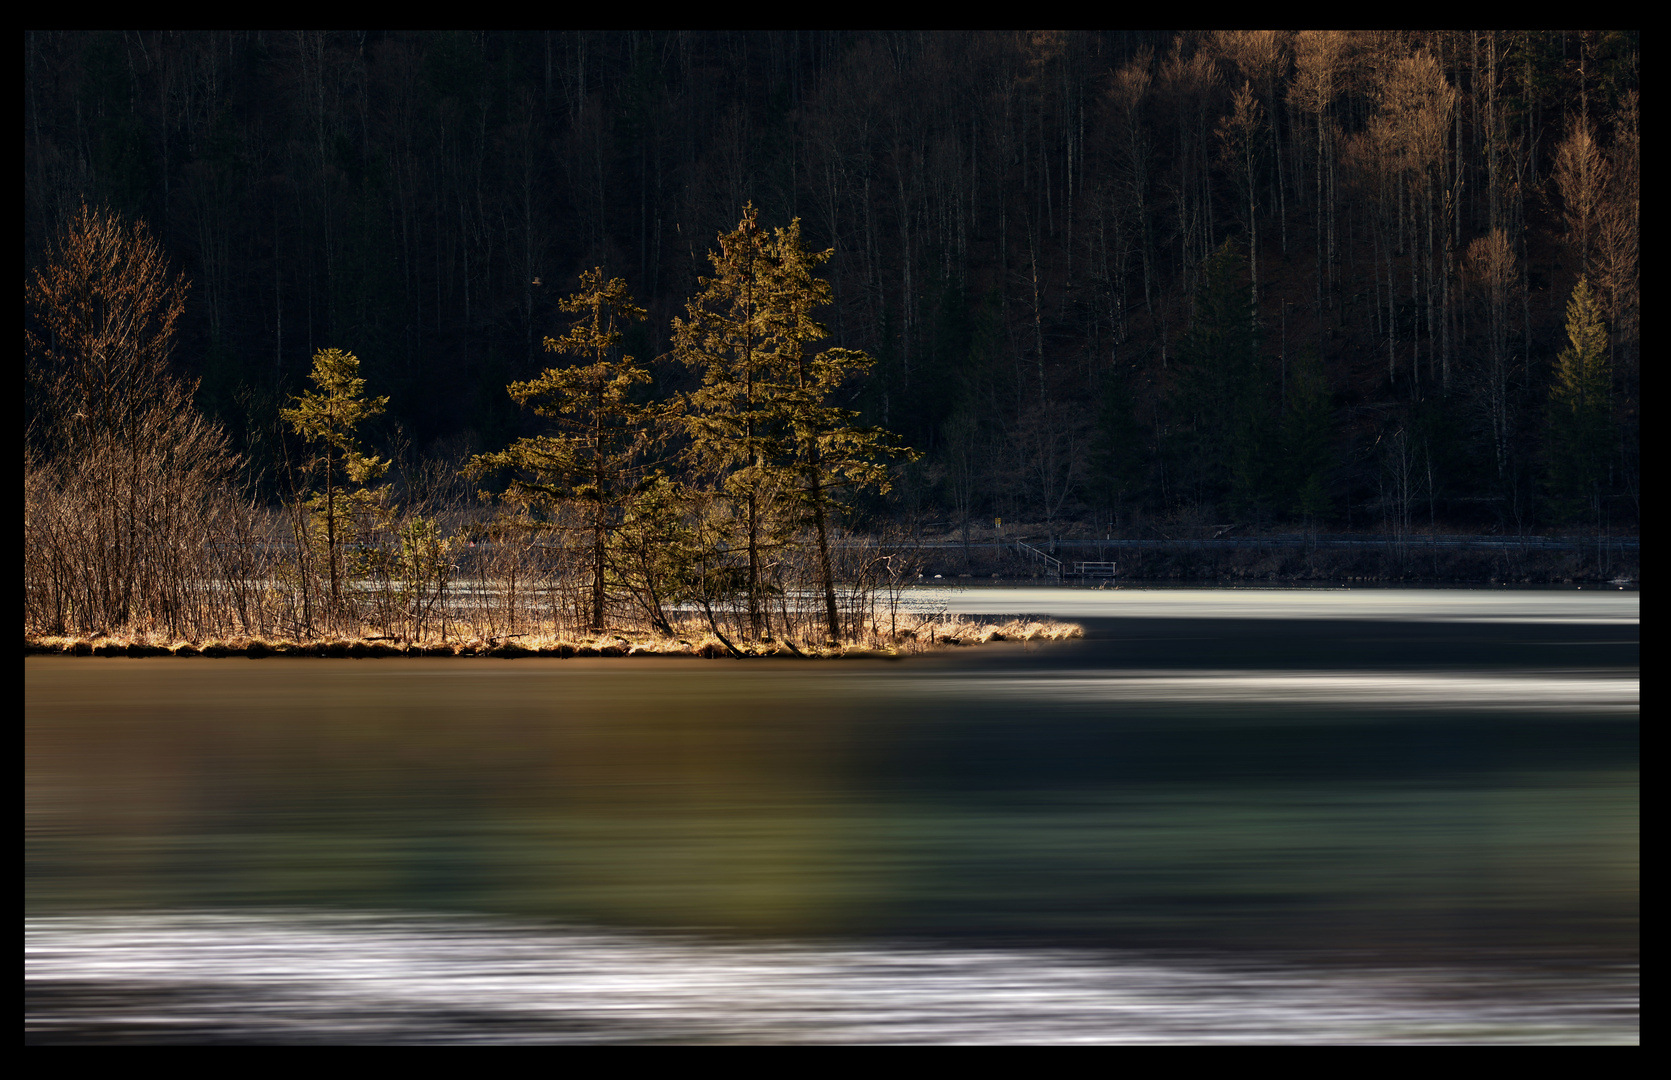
[25,30,1639,542]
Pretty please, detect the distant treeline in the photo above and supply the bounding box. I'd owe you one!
[24,31,1639,537]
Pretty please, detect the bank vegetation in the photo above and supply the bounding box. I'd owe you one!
[26,204,1090,655]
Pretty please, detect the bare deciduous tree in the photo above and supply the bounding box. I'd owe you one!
[25,204,241,637]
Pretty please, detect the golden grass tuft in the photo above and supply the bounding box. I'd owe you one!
[24,615,1083,660]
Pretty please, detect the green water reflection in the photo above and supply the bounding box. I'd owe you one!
[26,647,1638,955]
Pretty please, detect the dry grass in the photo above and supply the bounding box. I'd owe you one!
[24,615,1083,660]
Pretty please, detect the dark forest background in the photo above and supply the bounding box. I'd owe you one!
[23,30,1640,539]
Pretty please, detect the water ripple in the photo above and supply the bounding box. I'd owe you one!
[26,914,1638,1044]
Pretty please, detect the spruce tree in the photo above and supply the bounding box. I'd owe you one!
[282,348,390,621]
[1548,276,1612,523]
[674,205,909,644]
[468,270,657,631]
[672,204,788,640]
[608,473,698,637]
[770,220,912,645]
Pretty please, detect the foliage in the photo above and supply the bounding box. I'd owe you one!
[770,222,915,642]
[674,205,912,642]
[467,269,660,630]
[396,515,453,639]
[607,473,700,636]
[282,349,391,486]
[21,32,1644,559]
[1547,277,1612,522]
[281,348,391,621]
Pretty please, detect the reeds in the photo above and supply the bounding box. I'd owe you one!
[26,480,1080,655]
[24,614,1083,659]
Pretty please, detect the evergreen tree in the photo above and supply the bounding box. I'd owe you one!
[770,220,913,645]
[674,206,909,644]
[282,348,390,620]
[1547,276,1612,524]
[468,270,658,632]
[608,473,699,637]
[671,204,790,641]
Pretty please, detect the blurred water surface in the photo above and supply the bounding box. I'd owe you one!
[26,588,1638,1042]
[26,914,1636,1044]
[902,584,1639,624]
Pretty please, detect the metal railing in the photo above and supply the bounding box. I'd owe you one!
[1014,541,1063,579]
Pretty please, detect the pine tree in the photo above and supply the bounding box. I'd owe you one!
[282,348,390,621]
[770,220,912,646]
[468,270,657,632]
[608,473,699,637]
[1548,276,1612,523]
[674,205,910,644]
[672,204,788,640]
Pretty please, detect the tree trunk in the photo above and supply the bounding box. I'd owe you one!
[326,444,339,617]
[813,478,840,645]
[593,506,606,632]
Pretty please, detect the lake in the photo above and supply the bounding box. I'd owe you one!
[26,587,1638,1043]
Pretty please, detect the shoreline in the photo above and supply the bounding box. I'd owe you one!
[23,619,1083,660]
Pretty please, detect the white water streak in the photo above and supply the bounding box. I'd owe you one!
[25,914,1638,1044]
[899,671,1638,710]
